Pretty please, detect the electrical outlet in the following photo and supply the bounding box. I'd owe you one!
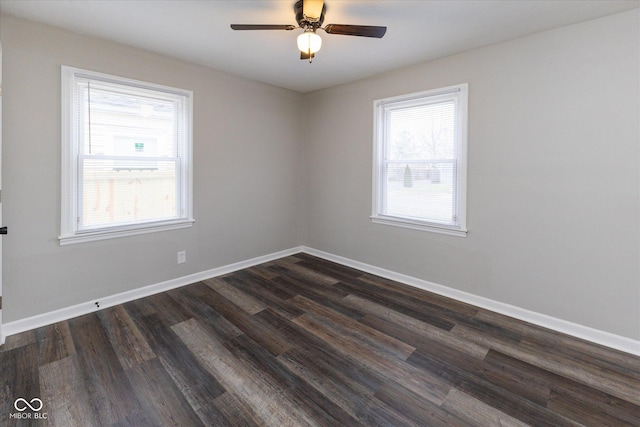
[177,250,186,264]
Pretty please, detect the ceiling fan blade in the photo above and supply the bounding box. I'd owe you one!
[230,24,296,31]
[300,51,315,60]
[324,24,387,38]
[302,0,325,19]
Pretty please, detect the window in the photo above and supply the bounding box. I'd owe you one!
[60,66,193,244]
[372,84,468,236]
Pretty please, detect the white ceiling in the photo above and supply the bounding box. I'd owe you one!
[1,0,638,93]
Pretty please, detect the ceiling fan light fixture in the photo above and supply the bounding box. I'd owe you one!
[297,30,322,54]
[231,0,387,62]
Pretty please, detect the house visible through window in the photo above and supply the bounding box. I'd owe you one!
[60,66,193,244]
[372,84,468,236]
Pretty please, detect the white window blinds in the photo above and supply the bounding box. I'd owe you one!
[61,67,193,244]
[373,85,468,236]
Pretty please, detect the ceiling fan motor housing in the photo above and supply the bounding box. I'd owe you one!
[294,0,326,30]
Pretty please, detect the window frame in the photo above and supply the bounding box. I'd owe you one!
[60,66,194,245]
[371,84,468,237]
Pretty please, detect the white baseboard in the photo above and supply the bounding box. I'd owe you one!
[0,246,303,343]
[301,246,640,356]
[2,244,638,356]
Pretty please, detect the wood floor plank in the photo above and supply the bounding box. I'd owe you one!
[254,307,389,394]
[476,350,553,407]
[222,272,305,319]
[549,381,640,426]
[292,308,451,406]
[441,388,532,427]
[269,255,304,268]
[348,298,489,359]
[357,273,479,314]
[475,310,640,376]
[0,329,36,352]
[520,335,640,382]
[252,307,372,381]
[125,291,193,326]
[166,283,244,342]
[122,310,227,424]
[271,274,362,320]
[3,253,638,426]
[343,275,512,338]
[125,357,204,426]
[245,263,282,280]
[172,318,320,427]
[204,277,268,315]
[97,305,156,370]
[39,355,99,426]
[480,347,639,423]
[35,321,76,366]
[374,379,472,427]
[547,386,639,427]
[68,313,143,425]
[197,287,294,356]
[359,315,482,366]
[293,253,364,279]
[453,370,579,426]
[277,347,416,427]
[0,344,40,426]
[0,348,17,422]
[289,295,416,361]
[406,344,574,426]
[516,338,640,406]
[234,269,299,300]
[272,259,341,286]
[157,356,230,425]
[212,392,263,427]
[335,279,457,331]
[452,323,640,406]
[14,345,40,412]
[225,334,363,427]
[110,411,155,426]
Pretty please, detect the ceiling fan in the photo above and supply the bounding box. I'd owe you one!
[231,0,387,62]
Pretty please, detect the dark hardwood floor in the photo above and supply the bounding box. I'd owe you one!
[1,253,639,426]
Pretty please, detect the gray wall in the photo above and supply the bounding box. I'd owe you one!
[1,15,305,322]
[304,10,640,340]
[2,10,639,342]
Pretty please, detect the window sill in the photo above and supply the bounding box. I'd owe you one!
[59,219,195,246]
[371,215,467,237]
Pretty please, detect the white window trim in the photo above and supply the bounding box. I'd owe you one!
[371,84,468,237]
[59,66,194,245]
